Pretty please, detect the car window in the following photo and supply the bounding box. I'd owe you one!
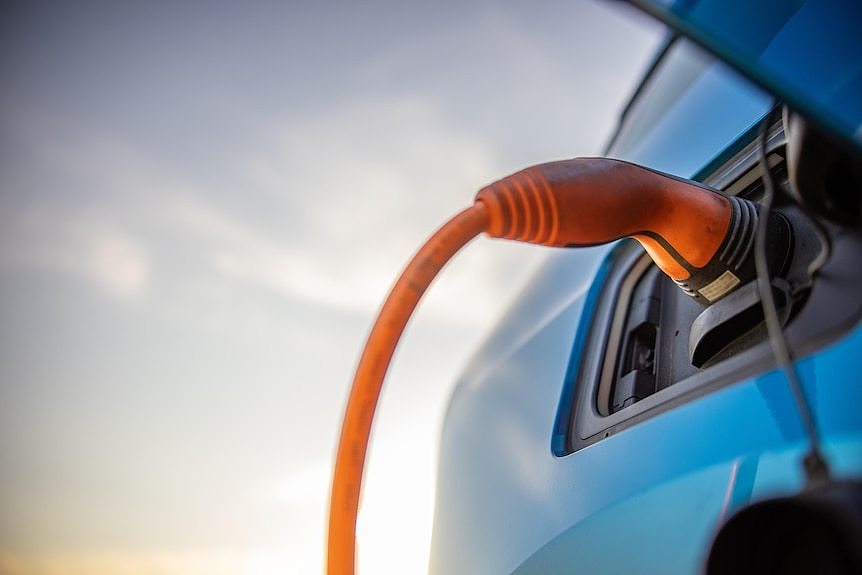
[608,38,770,177]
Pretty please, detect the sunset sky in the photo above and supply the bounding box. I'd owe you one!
[0,1,662,573]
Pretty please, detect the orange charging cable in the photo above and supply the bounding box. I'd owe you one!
[327,157,759,574]
[327,203,489,575]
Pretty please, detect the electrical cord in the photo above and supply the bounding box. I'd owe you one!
[327,204,489,575]
[754,104,831,484]
[328,156,786,573]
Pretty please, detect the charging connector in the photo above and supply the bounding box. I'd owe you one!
[327,156,796,574]
[476,157,787,305]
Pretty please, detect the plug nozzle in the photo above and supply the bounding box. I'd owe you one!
[476,157,772,304]
[329,157,787,575]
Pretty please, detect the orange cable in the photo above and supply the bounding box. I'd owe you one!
[327,157,743,574]
[475,158,732,280]
[327,203,489,575]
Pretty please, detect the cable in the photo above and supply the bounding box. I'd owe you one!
[475,157,736,284]
[475,158,782,306]
[327,203,489,575]
[328,156,788,574]
[754,104,831,484]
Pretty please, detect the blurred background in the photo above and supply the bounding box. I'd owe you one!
[0,1,662,573]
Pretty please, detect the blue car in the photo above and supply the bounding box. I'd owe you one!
[428,1,862,573]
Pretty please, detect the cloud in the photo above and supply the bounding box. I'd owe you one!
[81,225,150,299]
[0,209,150,301]
[0,3,664,575]
[3,87,540,326]
[164,95,540,326]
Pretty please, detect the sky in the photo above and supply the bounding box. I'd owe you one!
[0,1,663,573]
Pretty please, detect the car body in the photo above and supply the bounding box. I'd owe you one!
[428,2,862,573]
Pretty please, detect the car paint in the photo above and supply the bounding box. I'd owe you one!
[428,3,862,573]
[631,0,862,149]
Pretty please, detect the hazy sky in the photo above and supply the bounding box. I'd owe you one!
[0,1,662,573]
